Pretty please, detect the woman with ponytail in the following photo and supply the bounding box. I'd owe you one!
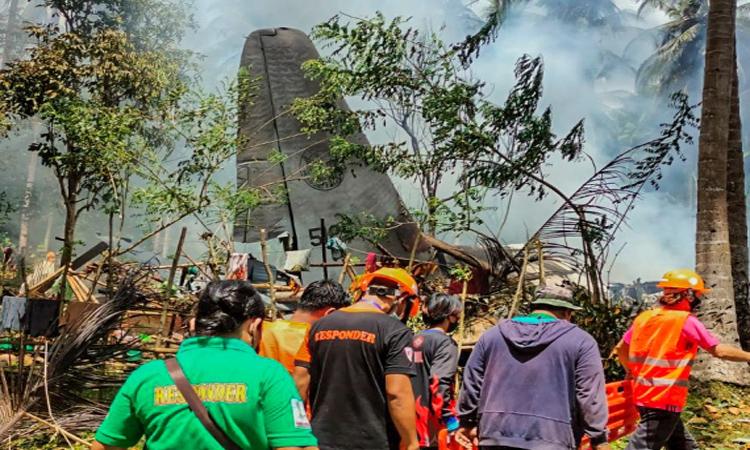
[93,280,319,450]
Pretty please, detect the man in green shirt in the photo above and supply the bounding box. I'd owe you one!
[93,280,318,450]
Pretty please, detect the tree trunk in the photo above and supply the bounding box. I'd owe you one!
[1,0,21,68]
[727,43,750,351]
[17,151,38,253]
[18,121,42,253]
[58,170,81,300]
[60,198,76,271]
[42,211,53,251]
[694,0,749,383]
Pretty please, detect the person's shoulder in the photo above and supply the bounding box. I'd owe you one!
[256,354,292,373]
[124,359,168,388]
[567,324,599,348]
[256,355,295,384]
[266,319,309,335]
[420,330,457,346]
[478,320,504,340]
[377,314,411,334]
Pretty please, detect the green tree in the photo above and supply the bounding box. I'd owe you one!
[293,14,584,242]
[0,36,179,274]
[633,0,750,96]
[0,1,194,279]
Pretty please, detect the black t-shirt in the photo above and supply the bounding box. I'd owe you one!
[295,303,416,450]
[412,329,459,448]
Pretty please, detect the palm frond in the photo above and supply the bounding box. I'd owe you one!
[635,21,703,94]
[0,270,151,441]
[511,93,697,294]
[536,0,621,27]
[637,0,669,17]
[453,0,528,66]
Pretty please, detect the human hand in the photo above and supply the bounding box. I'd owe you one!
[454,427,477,449]
[594,443,611,450]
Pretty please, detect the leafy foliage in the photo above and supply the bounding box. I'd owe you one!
[0,192,12,226]
[513,93,698,301]
[0,1,270,266]
[535,0,621,28]
[330,212,399,245]
[294,14,584,237]
[0,1,192,267]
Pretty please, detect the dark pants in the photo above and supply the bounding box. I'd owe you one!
[626,407,699,450]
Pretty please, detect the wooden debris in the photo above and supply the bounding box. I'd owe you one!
[260,229,277,317]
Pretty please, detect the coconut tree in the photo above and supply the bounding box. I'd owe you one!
[634,0,750,96]
[636,0,750,352]
[694,0,749,383]
[727,39,750,351]
[534,0,621,27]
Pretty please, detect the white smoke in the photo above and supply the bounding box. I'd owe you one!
[180,0,713,283]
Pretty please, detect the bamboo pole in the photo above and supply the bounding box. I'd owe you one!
[260,229,277,317]
[456,279,469,353]
[182,253,213,280]
[158,226,186,346]
[537,239,545,285]
[407,233,421,272]
[338,253,351,284]
[508,246,530,319]
[23,412,89,446]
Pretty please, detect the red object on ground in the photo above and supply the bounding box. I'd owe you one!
[437,380,639,450]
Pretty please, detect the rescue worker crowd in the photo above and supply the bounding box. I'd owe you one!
[91,268,750,450]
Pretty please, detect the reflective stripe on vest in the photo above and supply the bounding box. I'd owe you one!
[634,376,689,388]
[628,356,694,369]
[628,308,697,410]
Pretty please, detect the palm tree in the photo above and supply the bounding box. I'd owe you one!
[694,0,749,383]
[633,0,750,96]
[637,0,750,354]
[727,41,750,351]
[534,0,621,27]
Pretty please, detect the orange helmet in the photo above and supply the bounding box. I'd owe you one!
[656,269,710,294]
[358,267,419,297]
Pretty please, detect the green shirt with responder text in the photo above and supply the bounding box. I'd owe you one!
[95,336,317,449]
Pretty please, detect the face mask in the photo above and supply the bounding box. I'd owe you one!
[447,319,459,334]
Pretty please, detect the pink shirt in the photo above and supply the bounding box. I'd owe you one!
[622,315,720,350]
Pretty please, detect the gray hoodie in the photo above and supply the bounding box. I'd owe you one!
[457,318,608,449]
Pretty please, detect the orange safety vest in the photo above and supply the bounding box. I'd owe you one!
[628,308,698,411]
[258,319,310,374]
